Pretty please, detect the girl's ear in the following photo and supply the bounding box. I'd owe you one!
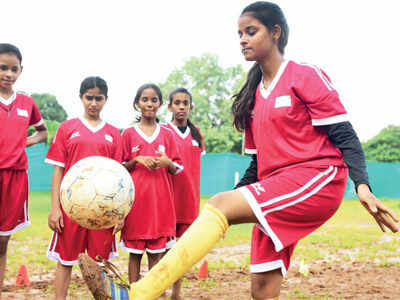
[168,103,172,112]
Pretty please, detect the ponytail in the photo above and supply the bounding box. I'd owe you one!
[231,63,262,132]
[187,119,202,149]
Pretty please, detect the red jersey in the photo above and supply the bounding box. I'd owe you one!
[121,124,183,239]
[45,117,122,173]
[244,60,347,180]
[165,122,204,224]
[0,92,43,170]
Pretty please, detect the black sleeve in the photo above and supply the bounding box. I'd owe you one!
[234,154,258,189]
[323,121,370,191]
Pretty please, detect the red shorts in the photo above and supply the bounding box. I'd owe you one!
[0,170,29,236]
[239,166,347,276]
[47,209,117,266]
[119,237,169,254]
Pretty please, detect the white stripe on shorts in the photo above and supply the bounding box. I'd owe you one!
[239,166,337,252]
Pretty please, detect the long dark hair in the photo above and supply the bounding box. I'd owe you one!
[133,83,163,123]
[232,1,289,132]
[169,87,202,149]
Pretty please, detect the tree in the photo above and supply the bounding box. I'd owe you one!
[362,125,400,162]
[159,53,246,153]
[31,93,67,123]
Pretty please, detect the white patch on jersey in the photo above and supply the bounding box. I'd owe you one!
[17,108,28,117]
[104,134,113,143]
[70,131,80,139]
[274,95,291,108]
[158,145,166,153]
[131,145,140,153]
[192,140,199,147]
[251,183,265,196]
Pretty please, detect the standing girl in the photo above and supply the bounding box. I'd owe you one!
[165,87,204,300]
[119,83,182,295]
[0,43,48,297]
[46,76,122,300]
[128,2,399,299]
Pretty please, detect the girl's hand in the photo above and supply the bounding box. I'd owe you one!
[112,220,124,235]
[358,184,399,233]
[154,151,172,169]
[134,156,158,170]
[48,206,64,233]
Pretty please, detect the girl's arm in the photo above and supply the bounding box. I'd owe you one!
[234,154,258,189]
[48,165,64,233]
[324,121,399,233]
[26,123,48,147]
[124,156,158,171]
[155,151,177,174]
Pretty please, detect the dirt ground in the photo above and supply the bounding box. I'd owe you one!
[2,244,400,300]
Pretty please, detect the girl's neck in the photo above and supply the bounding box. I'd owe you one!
[259,52,284,87]
[139,118,157,137]
[0,88,14,100]
[173,118,187,127]
[83,114,102,127]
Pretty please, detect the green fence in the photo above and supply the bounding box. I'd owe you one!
[26,144,400,199]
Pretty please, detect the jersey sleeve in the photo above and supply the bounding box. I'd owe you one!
[29,100,44,127]
[244,126,256,154]
[295,64,348,126]
[112,130,123,163]
[121,129,134,163]
[167,131,184,174]
[45,123,67,167]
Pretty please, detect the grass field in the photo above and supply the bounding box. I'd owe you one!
[4,192,400,299]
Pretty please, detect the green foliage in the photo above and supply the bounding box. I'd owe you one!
[159,53,246,153]
[31,93,67,123]
[362,125,400,162]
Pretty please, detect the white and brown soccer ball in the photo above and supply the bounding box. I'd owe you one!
[60,156,134,230]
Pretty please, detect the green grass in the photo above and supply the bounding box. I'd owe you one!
[6,192,400,299]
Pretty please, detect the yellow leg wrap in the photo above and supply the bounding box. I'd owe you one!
[130,204,228,299]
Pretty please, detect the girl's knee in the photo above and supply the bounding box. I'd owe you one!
[251,271,282,299]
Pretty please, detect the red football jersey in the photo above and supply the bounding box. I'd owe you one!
[165,122,204,224]
[244,60,347,180]
[121,124,183,240]
[0,92,43,170]
[45,117,122,173]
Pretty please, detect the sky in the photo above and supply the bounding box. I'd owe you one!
[3,0,400,142]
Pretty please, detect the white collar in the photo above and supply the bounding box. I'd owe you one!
[0,91,17,106]
[79,116,106,133]
[168,121,190,139]
[134,123,160,143]
[259,60,289,99]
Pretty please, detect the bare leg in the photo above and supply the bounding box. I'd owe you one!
[251,269,283,300]
[170,277,183,300]
[54,262,72,300]
[0,236,10,300]
[129,253,143,283]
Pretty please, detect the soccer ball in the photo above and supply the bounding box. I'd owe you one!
[60,156,134,230]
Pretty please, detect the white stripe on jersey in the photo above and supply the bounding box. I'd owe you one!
[299,63,335,91]
[312,113,349,126]
[245,148,257,154]
[44,158,65,168]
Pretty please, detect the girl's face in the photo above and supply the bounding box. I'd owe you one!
[0,53,22,93]
[80,87,107,120]
[137,88,161,120]
[168,92,192,123]
[238,13,278,62]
